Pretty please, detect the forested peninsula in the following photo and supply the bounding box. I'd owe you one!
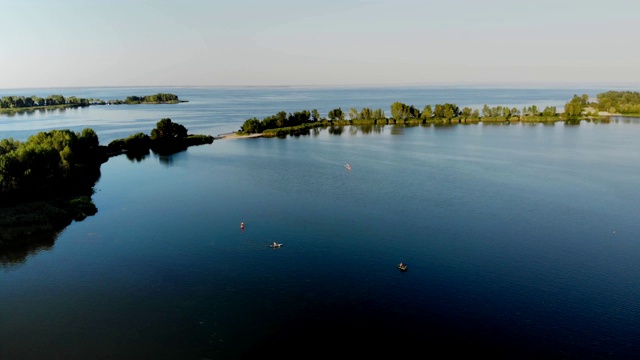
[238,91,640,137]
[0,118,213,251]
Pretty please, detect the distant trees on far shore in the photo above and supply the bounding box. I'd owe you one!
[0,93,182,111]
[0,94,84,108]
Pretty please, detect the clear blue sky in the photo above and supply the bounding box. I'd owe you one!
[2,0,639,89]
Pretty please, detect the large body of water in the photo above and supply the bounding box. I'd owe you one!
[1,86,640,359]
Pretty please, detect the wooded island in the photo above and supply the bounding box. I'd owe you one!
[0,92,184,114]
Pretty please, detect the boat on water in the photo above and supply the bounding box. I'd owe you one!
[345,163,351,170]
[397,263,408,271]
[270,242,283,248]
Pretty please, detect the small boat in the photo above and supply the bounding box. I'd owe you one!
[397,263,408,271]
[270,242,283,248]
[240,222,245,230]
[345,163,351,170]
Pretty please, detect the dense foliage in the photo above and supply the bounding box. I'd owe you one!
[0,94,87,109]
[106,118,213,156]
[238,91,638,135]
[0,128,104,198]
[241,102,558,134]
[122,93,180,104]
[564,94,590,118]
[0,118,212,245]
[0,129,103,243]
[0,117,209,192]
[596,91,640,114]
[0,93,181,110]
[150,118,190,154]
[106,132,152,157]
[240,110,317,133]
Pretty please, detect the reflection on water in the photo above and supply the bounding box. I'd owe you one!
[390,124,406,135]
[125,151,150,162]
[327,125,344,135]
[0,231,60,268]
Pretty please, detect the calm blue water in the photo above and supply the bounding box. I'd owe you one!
[1,86,640,359]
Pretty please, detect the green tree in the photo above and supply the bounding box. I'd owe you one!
[0,138,21,156]
[461,107,472,120]
[274,111,288,127]
[482,104,491,118]
[349,108,359,120]
[150,118,188,140]
[372,109,386,121]
[391,102,420,121]
[564,95,585,118]
[421,105,433,119]
[503,107,511,120]
[311,109,320,121]
[359,108,374,120]
[288,110,310,126]
[328,108,344,121]
[241,118,263,133]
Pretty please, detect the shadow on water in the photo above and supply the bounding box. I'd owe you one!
[0,230,61,268]
[0,146,195,267]
[125,148,151,162]
[0,193,97,267]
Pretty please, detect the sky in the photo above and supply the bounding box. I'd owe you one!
[1,0,639,89]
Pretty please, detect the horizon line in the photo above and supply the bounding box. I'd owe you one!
[0,81,638,92]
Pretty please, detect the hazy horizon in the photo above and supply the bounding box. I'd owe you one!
[2,0,639,90]
[2,80,639,92]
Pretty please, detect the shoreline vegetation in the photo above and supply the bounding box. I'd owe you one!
[1,89,639,262]
[233,91,640,138]
[0,93,185,115]
[0,117,213,253]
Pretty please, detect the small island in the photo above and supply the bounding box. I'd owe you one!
[0,93,185,114]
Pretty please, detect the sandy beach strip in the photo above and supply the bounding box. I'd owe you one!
[214,132,263,140]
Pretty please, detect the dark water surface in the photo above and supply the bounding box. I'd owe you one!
[1,86,640,359]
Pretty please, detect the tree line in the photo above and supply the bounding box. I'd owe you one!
[239,93,615,135]
[0,118,213,197]
[116,93,180,105]
[0,128,104,199]
[0,93,181,110]
[0,94,90,108]
[595,91,640,114]
[106,118,213,156]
